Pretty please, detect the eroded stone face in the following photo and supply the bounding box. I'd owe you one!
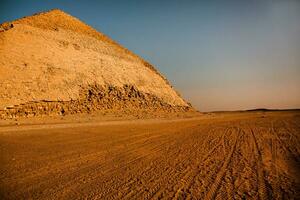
[0,84,192,119]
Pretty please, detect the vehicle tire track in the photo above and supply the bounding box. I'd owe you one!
[203,127,240,200]
[250,127,269,200]
[171,127,231,200]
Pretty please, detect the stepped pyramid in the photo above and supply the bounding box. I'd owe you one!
[0,9,192,118]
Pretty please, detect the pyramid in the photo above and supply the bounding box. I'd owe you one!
[0,9,192,118]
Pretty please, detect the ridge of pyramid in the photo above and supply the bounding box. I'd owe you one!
[2,9,130,57]
[12,9,109,40]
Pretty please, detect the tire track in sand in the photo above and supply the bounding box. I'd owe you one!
[203,127,240,200]
[139,126,220,200]
[170,127,230,200]
[118,126,213,200]
[250,127,269,200]
[271,120,300,163]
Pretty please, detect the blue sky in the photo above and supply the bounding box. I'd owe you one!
[1,0,300,111]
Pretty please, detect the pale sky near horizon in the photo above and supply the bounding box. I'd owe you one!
[1,0,299,111]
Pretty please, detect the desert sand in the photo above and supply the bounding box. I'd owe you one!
[1,9,299,200]
[0,111,299,199]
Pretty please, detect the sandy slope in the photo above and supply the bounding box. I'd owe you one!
[0,111,299,199]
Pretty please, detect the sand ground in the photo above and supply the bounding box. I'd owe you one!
[0,111,299,199]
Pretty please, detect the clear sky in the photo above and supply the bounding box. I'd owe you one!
[1,0,300,111]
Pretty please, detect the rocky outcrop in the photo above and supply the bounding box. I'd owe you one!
[0,23,14,32]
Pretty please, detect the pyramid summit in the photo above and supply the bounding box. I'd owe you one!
[0,9,192,118]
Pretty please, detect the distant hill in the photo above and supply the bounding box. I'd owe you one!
[0,9,192,118]
[207,108,300,114]
[245,108,300,112]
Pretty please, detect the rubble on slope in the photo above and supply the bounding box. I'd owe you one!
[0,84,192,119]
